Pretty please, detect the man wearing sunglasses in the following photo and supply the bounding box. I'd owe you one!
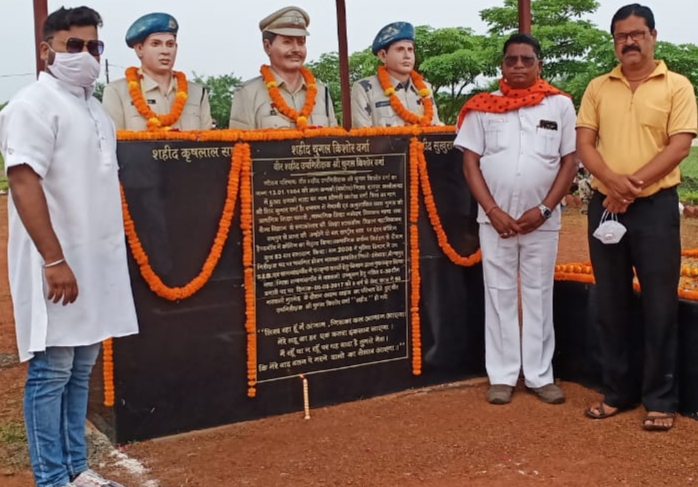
[578,4,697,432]
[455,33,577,405]
[102,12,212,131]
[0,6,137,487]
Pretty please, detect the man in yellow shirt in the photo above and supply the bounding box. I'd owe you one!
[577,4,697,431]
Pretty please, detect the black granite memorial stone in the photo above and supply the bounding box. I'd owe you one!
[417,134,485,373]
[91,134,486,443]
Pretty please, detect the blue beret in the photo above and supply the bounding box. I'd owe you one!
[371,22,415,55]
[125,13,179,48]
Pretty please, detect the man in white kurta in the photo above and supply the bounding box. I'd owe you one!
[0,8,138,485]
[455,33,577,405]
[2,72,138,361]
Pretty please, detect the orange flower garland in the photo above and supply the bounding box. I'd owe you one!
[126,67,188,131]
[683,249,698,258]
[260,65,317,130]
[121,144,241,301]
[102,338,114,407]
[377,65,435,126]
[238,143,257,397]
[409,137,422,375]
[415,139,482,267]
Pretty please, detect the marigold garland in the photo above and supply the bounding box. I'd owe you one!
[682,249,698,258]
[126,67,188,131]
[121,144,241,301]
[415,138,482,267]
[260,65,317,130]
[377,65,435,126]
[238,143,257,397]
[409,137,422,375]
[553,260,698,301]
[102,338,114,407]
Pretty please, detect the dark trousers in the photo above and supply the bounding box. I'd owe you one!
[588,187,680,412]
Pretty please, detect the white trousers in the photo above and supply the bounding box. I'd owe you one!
[479,223,559,388]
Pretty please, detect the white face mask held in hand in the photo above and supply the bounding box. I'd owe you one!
[48,51,101,88]
[593,210,627,245]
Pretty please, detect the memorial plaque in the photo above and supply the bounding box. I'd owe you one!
[250,137,411,381]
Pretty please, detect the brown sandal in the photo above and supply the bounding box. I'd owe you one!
[584,402,626,419]
[642,412,675,432]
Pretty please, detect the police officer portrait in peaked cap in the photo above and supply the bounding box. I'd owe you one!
[228,6,337,129]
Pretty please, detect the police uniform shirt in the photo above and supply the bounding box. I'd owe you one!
[228,68,337,129]
[102,70,213,130]
[351,73,442,128]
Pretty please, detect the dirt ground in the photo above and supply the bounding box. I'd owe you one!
[1,195,698,487]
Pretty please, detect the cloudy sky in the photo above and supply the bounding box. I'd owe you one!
[0,0,695,101]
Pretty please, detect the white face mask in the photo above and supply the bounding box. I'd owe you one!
[593,210,627,245]
[48,50,101,88]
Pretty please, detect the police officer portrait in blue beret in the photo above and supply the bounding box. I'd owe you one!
[102,12,212,131]
[351,22,442,128]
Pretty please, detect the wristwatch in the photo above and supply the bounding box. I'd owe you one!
[538,203,552,220]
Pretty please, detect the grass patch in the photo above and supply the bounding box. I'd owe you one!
[0,152,7,192]
[0,420,30,471]
[0,420,26,446]
[680,147,698,179]
[675,147,697,204]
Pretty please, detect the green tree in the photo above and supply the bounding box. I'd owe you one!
[479,0,698,107]
[93,82,105,102]
[415,26,490,124]
[192,72,242,128]
[656,41,698,90]
[306,49,380,120]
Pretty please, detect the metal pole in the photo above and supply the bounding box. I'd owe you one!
[335,0,351,130]
[518,0,532,34]
[33,0,48,76]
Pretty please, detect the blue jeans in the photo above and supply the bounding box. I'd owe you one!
[24,344,101,487]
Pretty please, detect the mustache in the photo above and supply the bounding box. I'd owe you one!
[622,45,641,54]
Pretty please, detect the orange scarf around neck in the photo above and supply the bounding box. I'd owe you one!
[456,78,570,130]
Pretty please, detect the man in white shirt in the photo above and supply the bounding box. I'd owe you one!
[0,6,138,487]
[454,33,577,405]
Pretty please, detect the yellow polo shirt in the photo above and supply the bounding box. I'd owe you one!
[577,60,697,197]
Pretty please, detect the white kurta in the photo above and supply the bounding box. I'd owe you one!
[454,92,576,388]
[0,72,139,362]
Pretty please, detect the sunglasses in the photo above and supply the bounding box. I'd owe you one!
[51,37,105,56]
[503,55,538,68]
